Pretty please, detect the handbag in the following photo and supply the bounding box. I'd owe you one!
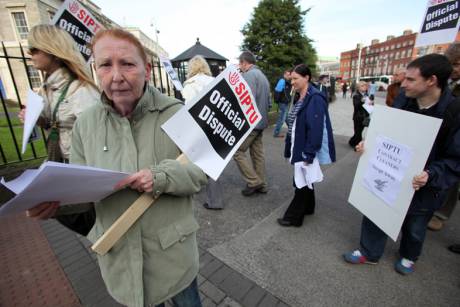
[46,81,72,162]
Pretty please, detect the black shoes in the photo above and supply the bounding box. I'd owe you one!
[277,218,302,227]
[241,184,268,196]
[203,203,222,210]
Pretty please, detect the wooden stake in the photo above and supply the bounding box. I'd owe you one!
[91,154,188,255]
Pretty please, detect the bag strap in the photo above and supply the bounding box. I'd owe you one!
[51,80,73,125]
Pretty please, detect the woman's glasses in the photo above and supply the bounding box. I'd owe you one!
[28,47,39,55]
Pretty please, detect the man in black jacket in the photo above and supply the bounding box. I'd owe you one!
[343,54,460,273]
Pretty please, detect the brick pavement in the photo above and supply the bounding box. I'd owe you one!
[0,214,80,307]
[0,211,288,306]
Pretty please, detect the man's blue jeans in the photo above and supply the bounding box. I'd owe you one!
[359,210,433,262]
[273,103,288,136]
[156,278,202,307]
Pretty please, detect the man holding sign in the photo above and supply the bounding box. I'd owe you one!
[343,54,460,275]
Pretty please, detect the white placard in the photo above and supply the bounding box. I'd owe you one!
[415,0,460,47]
[0,161,129,217]
[162,65,261,180]
[21,89,44,154]
[348,105,442,241]
[159,56,183,91]
[51,0,104,62]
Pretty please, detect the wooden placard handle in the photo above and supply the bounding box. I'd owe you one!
[91,154,188,255]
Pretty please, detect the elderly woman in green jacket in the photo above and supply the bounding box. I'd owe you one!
[26,29,207,307]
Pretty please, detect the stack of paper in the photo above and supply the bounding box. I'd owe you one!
[294,158,323,189]
[0,162,129,216]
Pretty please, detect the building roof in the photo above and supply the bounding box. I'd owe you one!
[171,38,228,62]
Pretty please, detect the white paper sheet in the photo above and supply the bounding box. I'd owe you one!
[294,158,323,189]
[362,135,413,206]
[21,89,44,154]
[0,161,129,216]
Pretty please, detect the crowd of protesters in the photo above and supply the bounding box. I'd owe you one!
[13,23,460,307]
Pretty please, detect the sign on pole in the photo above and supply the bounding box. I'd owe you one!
[415,0,460,47]
[159,56,183,91]
[348,105,441,241]
[51,0,103,61]
[162,65,262,180]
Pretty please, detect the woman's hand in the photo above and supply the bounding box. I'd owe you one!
[18,107,26,123]
[114,169,154,193]
[26,201,60,219]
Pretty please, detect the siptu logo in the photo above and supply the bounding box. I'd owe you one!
[228,71,240,86]
[69,1,79,14]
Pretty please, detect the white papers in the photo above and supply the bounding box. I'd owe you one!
[21,89,44,154]
[294,158,323,189]
[362,135,413,206]
[0,161,129,217]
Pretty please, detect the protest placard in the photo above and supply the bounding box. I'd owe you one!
[51,0,103,61]
[159,56,183,91]
[162,65,262,180]
[348,105,441,241]
[415,0,460,47]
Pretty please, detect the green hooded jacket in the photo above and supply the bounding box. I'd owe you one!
[70,85,207,306]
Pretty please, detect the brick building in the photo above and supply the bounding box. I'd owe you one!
[340,30,417,82]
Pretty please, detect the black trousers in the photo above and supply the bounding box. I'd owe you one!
[283,186,315,225]
[349,118,365,147]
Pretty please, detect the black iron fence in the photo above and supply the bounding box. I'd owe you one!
[0,41,178,166]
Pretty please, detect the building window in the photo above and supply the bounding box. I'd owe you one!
[27,65,41,88]
[391,45,395,50]
[12,12,29,40]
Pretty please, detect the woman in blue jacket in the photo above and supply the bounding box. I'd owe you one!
[277,64,336,227]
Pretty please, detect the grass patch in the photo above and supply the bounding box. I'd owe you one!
[0,126,47,165]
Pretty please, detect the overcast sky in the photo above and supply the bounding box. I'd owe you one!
[92,0,428,63]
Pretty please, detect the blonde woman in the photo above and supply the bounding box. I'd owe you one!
[19,24,99,162]
[182,55,224,210]
[182,55,214,103]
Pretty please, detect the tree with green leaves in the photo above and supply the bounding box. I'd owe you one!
[241,0,317,87]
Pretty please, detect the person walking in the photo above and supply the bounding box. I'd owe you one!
[234,51,271,196]
[182,55,224,210]
[277,64,335,227]
[342,82,348,98]
[273,70,292,138]
[348,81,369,148]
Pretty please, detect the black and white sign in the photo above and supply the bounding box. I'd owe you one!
[162,65,261,180]
[51,0,103,61]
[416,0,460,47]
